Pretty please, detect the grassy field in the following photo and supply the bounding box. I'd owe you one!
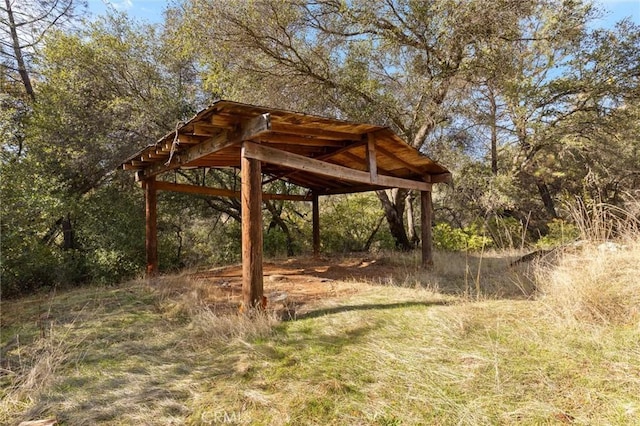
[2,237,639,425]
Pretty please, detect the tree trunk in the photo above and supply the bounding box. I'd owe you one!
[405,192,418,246]
[363,215,385,252]
[489,86,498,175]
[377,188,412,250]
[264,200,295,256]
[5,0,36,100]
[536,179,558,218]
[41,217,64,245]
[61,213,74,250]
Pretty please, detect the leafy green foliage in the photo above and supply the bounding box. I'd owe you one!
[1,13,202,295]
[433,222,492,252]
[321,194,394,253]
[536,219,580,249]
[0,159,66,296]
[75,183,146,283]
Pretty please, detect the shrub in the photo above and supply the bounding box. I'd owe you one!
[0,240,61,297]
[433,222,492,252]
[535,218,580,248]
[321,194,393,253]
[486,216,526,249]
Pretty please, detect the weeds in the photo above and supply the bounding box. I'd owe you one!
[188,306,280,348]
[536,238,640,326]
[568,196,640,242]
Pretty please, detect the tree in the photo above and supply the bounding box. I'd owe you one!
[31,14,195,194]
[490,13,639,223]
[547,19,640,205]
[1,12,203,294]
[1,0,85,100]
[171,0,547,249]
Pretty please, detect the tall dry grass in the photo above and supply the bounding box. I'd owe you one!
[1,318,85,421]
[536,198,640,326]
[151,273,281,348]
[188,307,280,348]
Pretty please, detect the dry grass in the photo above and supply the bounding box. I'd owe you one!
[536,198,640,327]
[1,328,79,420]
[2,214,639,425]
[536,239,640,326]
[377,249,535,299]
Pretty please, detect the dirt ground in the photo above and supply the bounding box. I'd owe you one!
[183,255,402,315]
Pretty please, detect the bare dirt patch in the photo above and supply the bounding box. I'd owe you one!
[180,256,400,314]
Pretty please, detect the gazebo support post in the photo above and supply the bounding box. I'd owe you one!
[145,177,158,279]
[241,143,264,308]
[312,192,320,257]
[421,190,434,269]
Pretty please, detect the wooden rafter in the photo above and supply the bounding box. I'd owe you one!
[260,139,367,186]
[270,122,358,140]
[258,132,349,147]
[374,143,431,183]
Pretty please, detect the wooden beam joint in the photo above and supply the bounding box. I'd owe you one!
[143,113,271,178]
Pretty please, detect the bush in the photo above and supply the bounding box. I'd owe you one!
[433,222,492,252]
[0,241,61,297]
[76,184,146,282]
[321,194,393,253]
[535,218,580,249]
[486,216,526,249]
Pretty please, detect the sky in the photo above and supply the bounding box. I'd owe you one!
[87,0,640,27]
[86,0,168,24]
[592,0,640,26]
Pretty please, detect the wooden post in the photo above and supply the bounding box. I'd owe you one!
[366,133,378,183]
[421,190,434,269]
[145,177,158,278]
[312,192,320,257]
[241,143,264,308]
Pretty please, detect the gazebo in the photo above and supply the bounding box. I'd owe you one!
[121,100,451,308]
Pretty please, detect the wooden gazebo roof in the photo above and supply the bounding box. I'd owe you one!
[122,100,451,194]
